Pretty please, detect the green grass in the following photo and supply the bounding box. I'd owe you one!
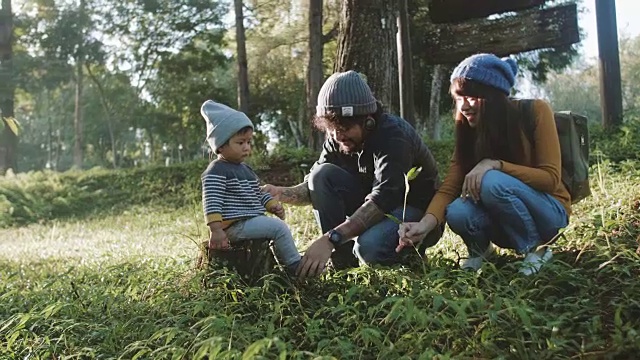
[1,160,640,358]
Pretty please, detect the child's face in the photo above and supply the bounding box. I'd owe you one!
[218,129,253,163]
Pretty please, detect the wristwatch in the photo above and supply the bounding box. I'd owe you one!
[327,229,344,246]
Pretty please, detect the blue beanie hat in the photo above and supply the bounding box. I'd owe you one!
[200,100,254,153]
[450,53,518,95]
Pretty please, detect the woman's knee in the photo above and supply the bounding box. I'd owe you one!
[445,199,475,234]
[479,170,511,204]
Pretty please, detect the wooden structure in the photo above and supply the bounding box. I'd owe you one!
[429,0,546,24]
[423,3,580,65]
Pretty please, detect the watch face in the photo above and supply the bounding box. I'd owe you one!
[329,230,342,245]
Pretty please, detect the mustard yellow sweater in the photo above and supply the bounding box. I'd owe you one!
[426,99,571,224]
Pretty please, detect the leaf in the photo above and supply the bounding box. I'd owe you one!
[406,166,422,181]
[385,214,401,224]
[2,117,20,136]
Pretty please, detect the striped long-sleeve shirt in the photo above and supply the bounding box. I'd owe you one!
[201,160,278,227]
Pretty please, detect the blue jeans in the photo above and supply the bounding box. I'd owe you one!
[308,163,436,266]
[225,215,301,267]
[446,170,568,255]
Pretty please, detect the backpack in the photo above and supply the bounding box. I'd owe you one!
[520,100,591,204]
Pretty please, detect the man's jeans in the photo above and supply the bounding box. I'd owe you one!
[308,163,435,266]
[225,215,301,267]
[446,170,569,256]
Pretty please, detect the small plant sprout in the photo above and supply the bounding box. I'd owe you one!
[385,166,422,224]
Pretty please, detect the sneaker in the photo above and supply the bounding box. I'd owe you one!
[460,243,496,271]
[519,247,553,276]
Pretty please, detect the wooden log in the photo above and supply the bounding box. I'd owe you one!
[423,4,579,65]
[429,0,546,24]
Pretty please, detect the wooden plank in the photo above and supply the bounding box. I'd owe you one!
[423,4,580,65]
[429,0,546,24]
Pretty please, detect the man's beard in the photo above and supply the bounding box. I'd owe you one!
[338,141,362,154]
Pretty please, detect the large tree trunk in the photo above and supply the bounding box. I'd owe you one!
[427,64,445,141]
[396,0,415,127]
[73,0,86,169]
[234,0,250,114]
[334,0,398,113]
[306,0,324,151]
[0,0,16,174]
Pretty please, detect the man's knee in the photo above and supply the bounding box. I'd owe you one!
[353,234,390,265]
[308,163,342,191]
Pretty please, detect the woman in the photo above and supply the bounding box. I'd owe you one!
[398,53,570,275]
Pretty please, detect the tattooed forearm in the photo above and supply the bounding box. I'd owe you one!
[339,200,385,237]
[279,182,312,205]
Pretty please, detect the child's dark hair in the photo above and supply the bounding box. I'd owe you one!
[215,126,254,154]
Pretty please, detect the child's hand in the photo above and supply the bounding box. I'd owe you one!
[270,203,286,220]
[208,228,230,250]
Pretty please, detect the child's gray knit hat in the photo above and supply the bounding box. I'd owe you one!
[200,100,254,153]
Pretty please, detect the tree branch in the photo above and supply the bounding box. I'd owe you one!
[322,21,339,44]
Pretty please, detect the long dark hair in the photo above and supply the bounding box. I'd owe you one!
[450,78,525,173]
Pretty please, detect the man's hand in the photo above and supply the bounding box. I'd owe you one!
[461,159,501,202]
[261,184,284,201]
[270,202,286,220]
[208,228,230,250]
[397,214,437,253]
[296,235,334,279]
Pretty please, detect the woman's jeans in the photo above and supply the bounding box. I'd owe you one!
[308,163,439,267]
[446,170,568,256]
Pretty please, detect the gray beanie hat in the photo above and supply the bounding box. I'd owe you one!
[316,70,378,117]
[200,100,254,153]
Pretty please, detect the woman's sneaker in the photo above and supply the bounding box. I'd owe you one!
[519,247,553,276]
[461,243,496,271]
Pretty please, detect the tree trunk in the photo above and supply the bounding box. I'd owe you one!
[73,0,86,169]
[428,64,445,141]
[596,0,623,128]
[396,0,415,127]
[0,0,16,174]
[334,0,398,113]
[234,0,250,114]
[306,0,324,151]
[86,64,118,168]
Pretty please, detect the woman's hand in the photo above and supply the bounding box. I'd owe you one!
[397,214,437,253]
[461,159,501,202]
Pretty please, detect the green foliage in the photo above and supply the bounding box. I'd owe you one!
[0,161,207,228]
[590,117,640,164]
[426,138,455,176]
[1,160,640,357]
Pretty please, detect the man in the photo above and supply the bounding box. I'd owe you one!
[262,70,441,278]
